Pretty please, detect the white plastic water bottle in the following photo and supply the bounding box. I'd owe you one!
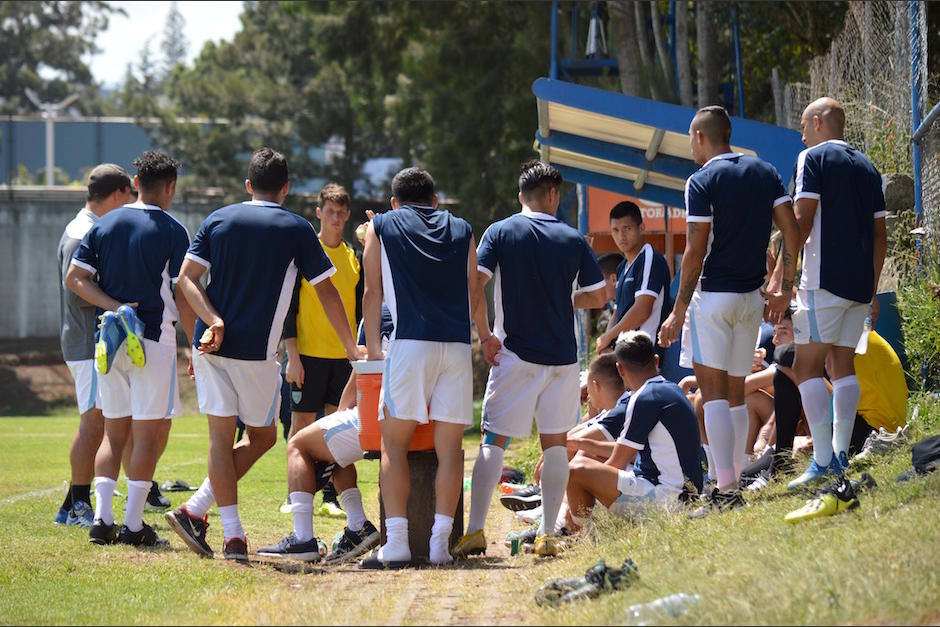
[625,592,700,625]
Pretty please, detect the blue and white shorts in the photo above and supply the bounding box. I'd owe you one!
[319,407,364,468]
[792,288,869,348]
[193,351,280,427]
[679,288,764,378]
[99,339,181,420]
[66,359,101,415]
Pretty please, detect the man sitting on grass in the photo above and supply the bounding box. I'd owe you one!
[565,332,703,531]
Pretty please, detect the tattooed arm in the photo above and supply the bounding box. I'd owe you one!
[766,200,800,323]
[657,220,710,348]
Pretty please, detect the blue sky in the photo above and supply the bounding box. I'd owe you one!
[88,1,244,87]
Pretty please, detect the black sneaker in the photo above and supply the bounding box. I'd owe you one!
[89,518,118,545]
[689,488,747,519]
[325,520,380,564]
[534,557,640,607]
[499,484,542,511]
[165,505,213,557]
[144,481,171,512]
[257,533,322,562]
[118,522,169,548]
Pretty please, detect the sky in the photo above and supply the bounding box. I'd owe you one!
[88,1,244,87]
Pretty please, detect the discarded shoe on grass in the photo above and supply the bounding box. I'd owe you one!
[534,558,639,607]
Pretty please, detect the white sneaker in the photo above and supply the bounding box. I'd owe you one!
[516,505,543,523]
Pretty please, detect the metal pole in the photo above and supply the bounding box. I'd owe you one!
[551,0,559,80]
[577,183,590,368]
[910,0,923,226]
[44,111,54,187]
[731,4,745,117]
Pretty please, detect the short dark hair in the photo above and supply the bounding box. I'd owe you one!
[392,167,435,205]
[589,353,624,393]
[610,201,642,226]
[614,330,656,370]
[693,105,732,144]
[597,252,622,278]
[318,182,349,209]
[248,147,289,195]
[518,160,562,201]
[133,151,179,192]
[87,163,131,201]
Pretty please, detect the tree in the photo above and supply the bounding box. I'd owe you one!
[0,1,119,114]
[609,0,644,97]
[675,0,694,107]
[695,0,719,106]
[161,1,188,76]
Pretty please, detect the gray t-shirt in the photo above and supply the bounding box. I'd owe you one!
[58,208,98,361]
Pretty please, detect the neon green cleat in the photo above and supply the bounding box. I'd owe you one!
[94,311,125,375]
[116,305,146,367]
[784,479,859,524]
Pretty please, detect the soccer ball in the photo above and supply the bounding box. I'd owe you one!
[318,538,329,556]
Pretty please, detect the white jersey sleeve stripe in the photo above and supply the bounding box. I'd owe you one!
[572,279,607,296]
[185,252,211,270]
[773,194,792,207]
[70,258,97,274]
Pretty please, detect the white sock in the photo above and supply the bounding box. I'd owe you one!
[729,405,749,480]
[467,444,504,534]
[218,504,245,541]
[429,513,454,565]
[185,477,215,518]
[554,500,570,532]
[377,516,410,562]
[832,375,861,458]
[703,400,735,491]
[569,512,588,530]
[290,491,315,542]
[702,444,717,482]
[338,488,366,533]
[123,479,151,532]
[799,377,833,466]
[537,446,569,537]
[93,476,116,525]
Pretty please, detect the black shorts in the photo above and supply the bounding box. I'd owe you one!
[290,356,352,413]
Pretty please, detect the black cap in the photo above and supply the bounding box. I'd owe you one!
[87,164,131,200]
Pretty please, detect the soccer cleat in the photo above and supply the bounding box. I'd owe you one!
[257,533,323,562]
[54,507,69,526]
[744,471,772,493]
[534,558,640,607]
[143,481,171,512]
[533,534,567,557]
[499,484,542,512]
[499,481,528,495]
[852,424,910,464]
[505,524,539,548]
[165,505,213,557]
[116,305,146,368]
[94,311,126,375]
[689,489,747,519]
[89,518,119,545]
[784,478,859,523]
[66,500,94,528]
[837,451,849,471]
[451,529,487,558]
[318,500,346,519]
[787,454,844,491]
[223,536,249,562]
[324,521,380,564]
[118,522,169,548]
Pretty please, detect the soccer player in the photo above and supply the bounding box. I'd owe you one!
[787,97,888,489]
[657,106,799,515]
[54,164,132,528]
[565,332,703,530]
[359,167,484,567]
[66,151,195,547]
[167,148,361,561]
[453,160,608,559]
[596,201,672,354]
[282,183,360,517]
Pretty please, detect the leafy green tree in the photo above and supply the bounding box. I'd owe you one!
[161,1,188,77]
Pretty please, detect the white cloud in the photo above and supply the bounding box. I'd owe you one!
[87,1,244,87]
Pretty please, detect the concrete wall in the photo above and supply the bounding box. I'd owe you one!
[0,187,219,339]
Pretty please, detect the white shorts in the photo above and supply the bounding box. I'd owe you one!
[608,470,680,518]
[379,339,473,426]
[792,288,869,348]
[98,340,180,420]
[319,407,364,468]
[680,289,764,377]
[193,351,281,428]
[481,348,580,439]
[66,359,101,415]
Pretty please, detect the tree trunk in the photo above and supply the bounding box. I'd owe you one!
[676,0,694,107]
[649,1,674,88]
[633,0,663,99]
[609,0,645,97]
[695,0,720,106]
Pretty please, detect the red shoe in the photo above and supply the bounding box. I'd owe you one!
[223,536,248,562]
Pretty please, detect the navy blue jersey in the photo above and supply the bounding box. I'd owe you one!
[685,153,790,293]
[616,376,704,493]
[72,202,190,346]
[477,210,605,366]
[793,140,886,303]
[186,201,335,361]
[586,391,632,440]
[372,204,472,344]
[614,244,672,340]
[357,304,394,345]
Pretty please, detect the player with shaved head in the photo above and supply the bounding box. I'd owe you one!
[659,106,800,517]
[786,96,888,490]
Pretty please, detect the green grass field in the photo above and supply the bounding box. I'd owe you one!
[1,395,939,625]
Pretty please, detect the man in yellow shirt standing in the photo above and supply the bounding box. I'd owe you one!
[283,183,361,517]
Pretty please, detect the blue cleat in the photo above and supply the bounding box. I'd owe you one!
[788,454,844,491]
[837,451,849,472]
[94,311,126,374]
[54,507,69,526]
[66,500,95,528]
[116,305,146,368]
